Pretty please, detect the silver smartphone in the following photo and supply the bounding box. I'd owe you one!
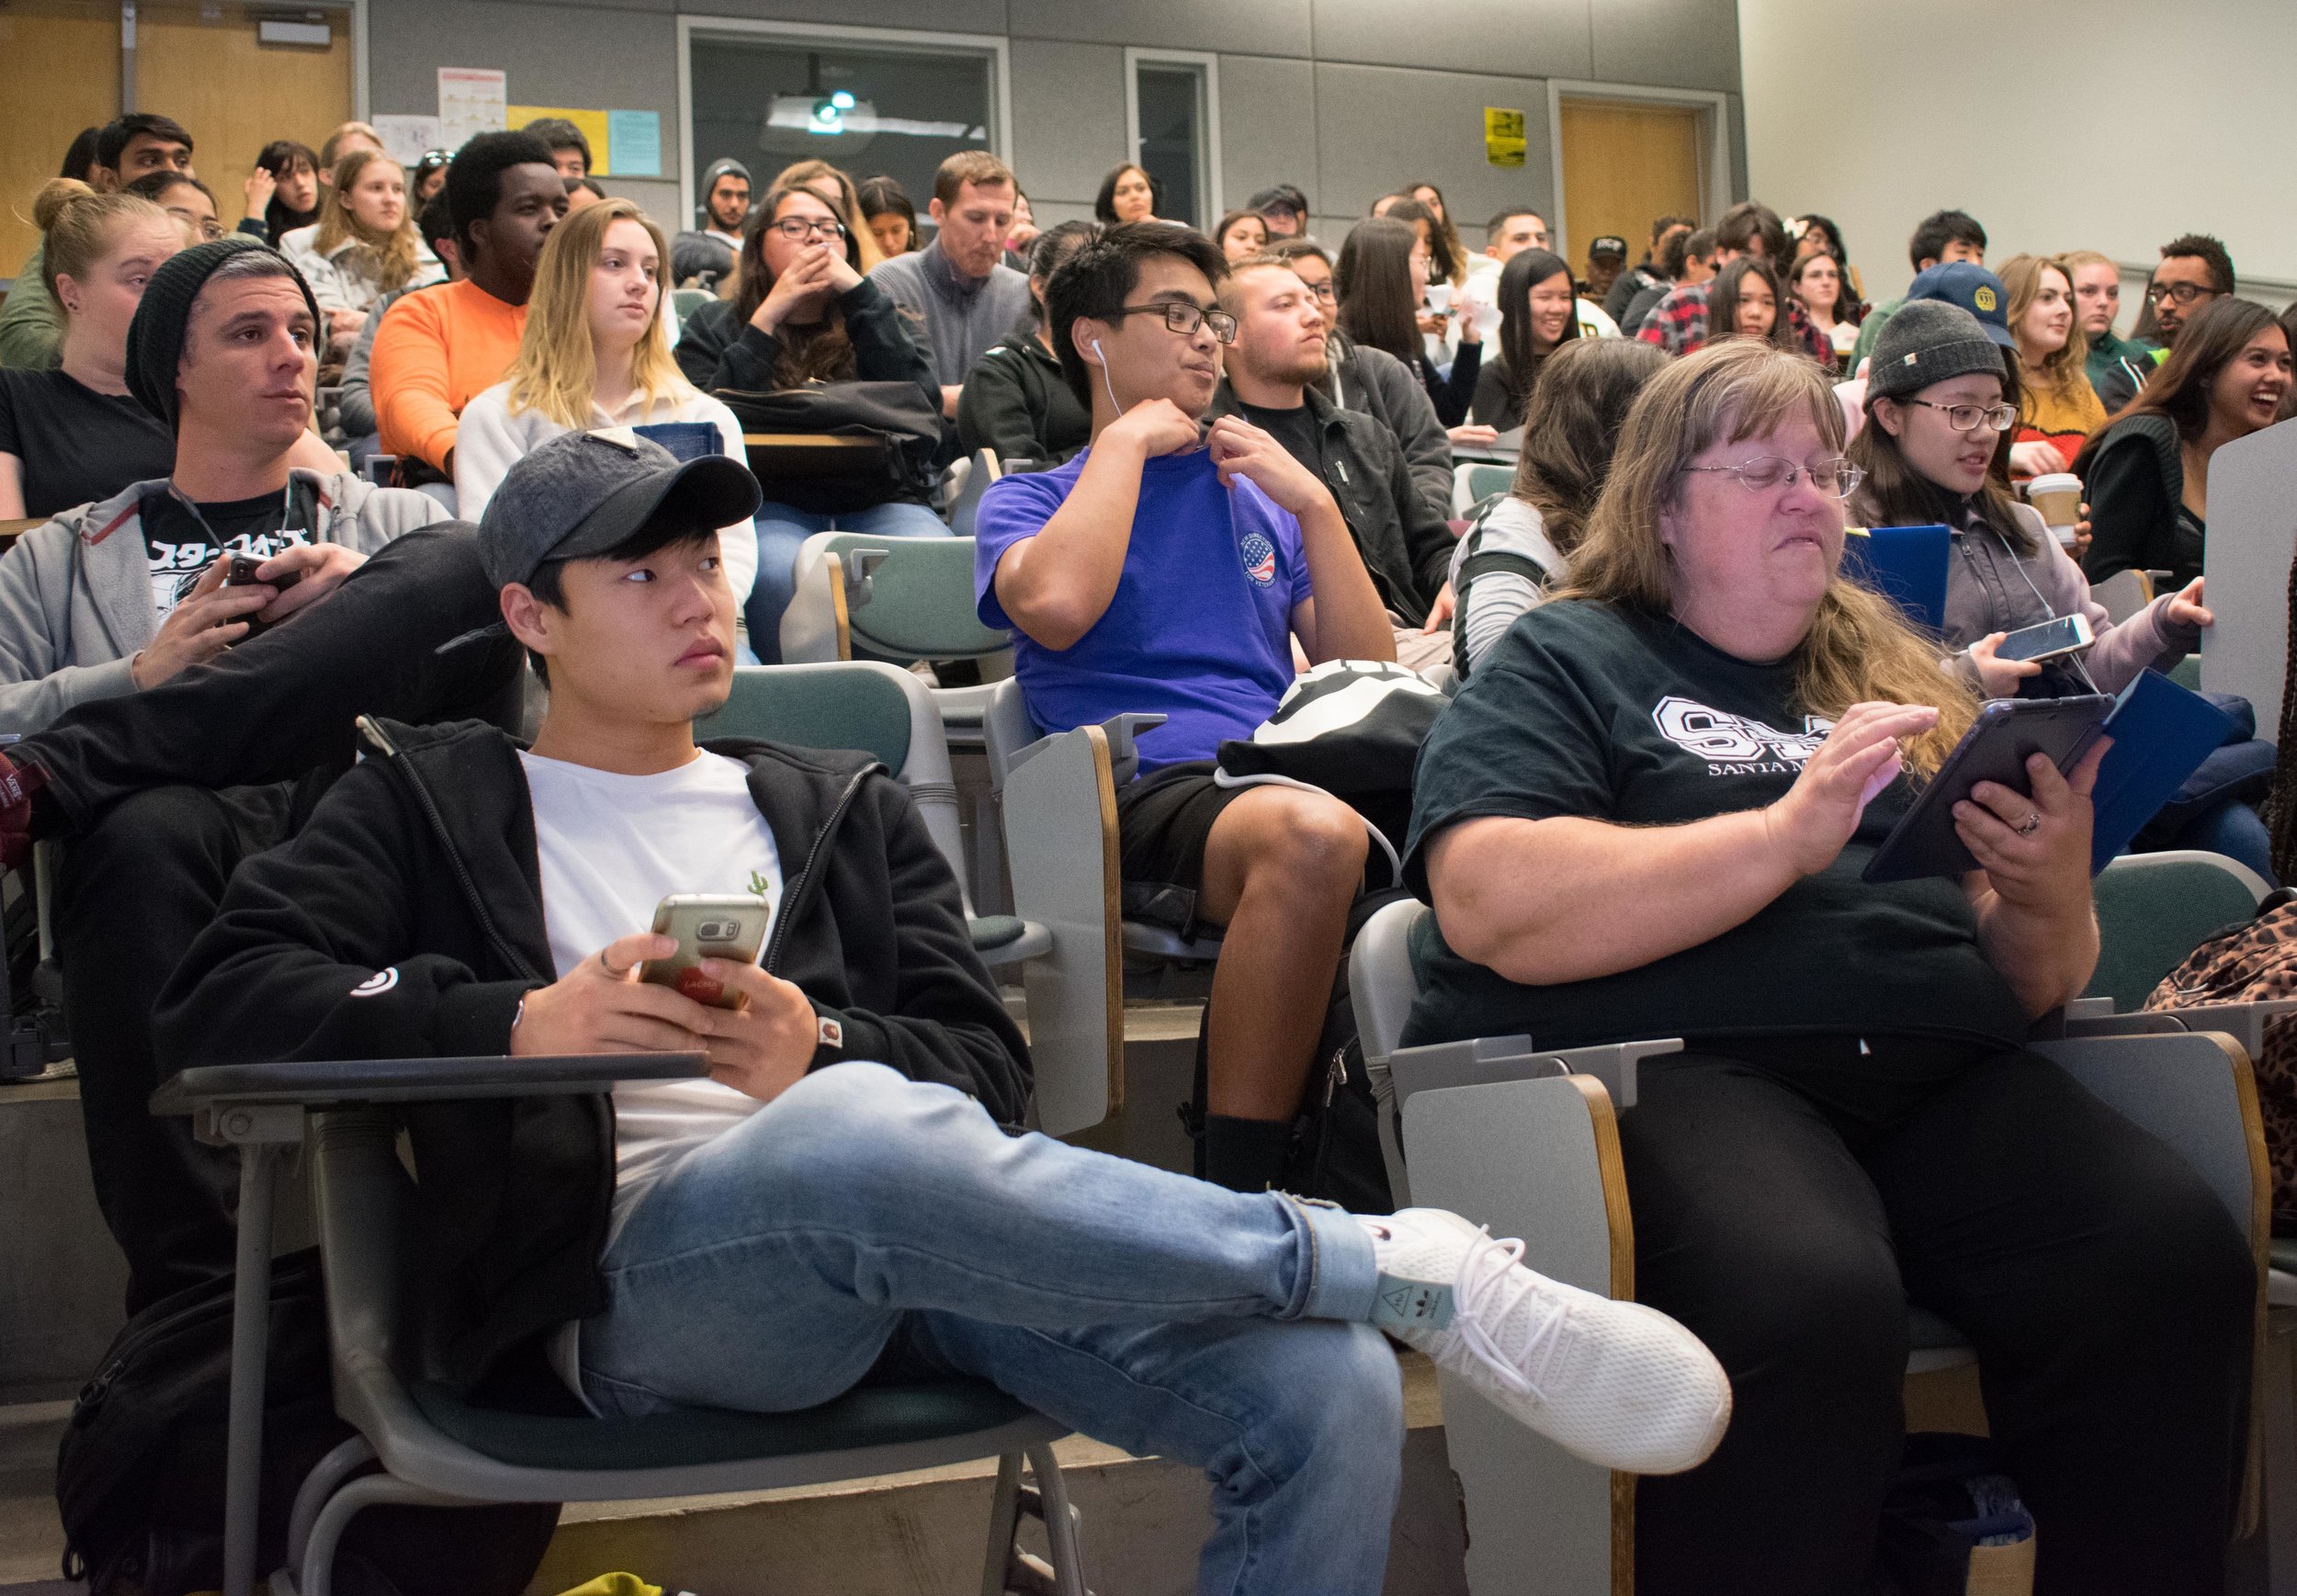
[640,893,772,1010]
[1995,612,2097,664]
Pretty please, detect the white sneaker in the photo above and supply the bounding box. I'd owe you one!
[1362,1208,1730,1476]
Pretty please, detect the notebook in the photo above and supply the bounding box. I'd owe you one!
[1841,524,1951,634]
[2087,669,2237,874]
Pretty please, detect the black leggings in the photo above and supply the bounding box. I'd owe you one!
[1622,1036,2254,1596]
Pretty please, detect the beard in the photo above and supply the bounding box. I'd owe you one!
[1271,346,1330,388]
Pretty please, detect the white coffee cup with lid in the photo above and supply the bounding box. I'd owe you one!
[2025,473,2083,545]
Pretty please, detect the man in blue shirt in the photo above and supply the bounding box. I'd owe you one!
[974,223,1396,1194]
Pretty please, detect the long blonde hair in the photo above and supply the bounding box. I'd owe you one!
[1998,253,2089,403]
[505,198,692,429]
[1565,340,1976,776]
[313,149,424,293]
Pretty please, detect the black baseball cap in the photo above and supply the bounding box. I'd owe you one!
[1588,235,1628,260]
[478,429,761,590]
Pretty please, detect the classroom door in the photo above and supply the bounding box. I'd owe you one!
[1556,99,1703,267]
[137,1,353,235]
[0,0,121,279]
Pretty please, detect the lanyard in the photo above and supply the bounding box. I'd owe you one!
[160,475,301,555]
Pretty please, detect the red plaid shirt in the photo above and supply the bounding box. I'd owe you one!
[1635,280,1833,364]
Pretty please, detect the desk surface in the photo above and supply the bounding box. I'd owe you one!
[742,434,879,449]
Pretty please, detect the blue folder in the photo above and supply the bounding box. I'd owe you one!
[1842,524,1951,634]
[2087,669,2236,874]
[631,421,724,463]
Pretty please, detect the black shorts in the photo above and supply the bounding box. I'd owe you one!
[1112,761,1255,938]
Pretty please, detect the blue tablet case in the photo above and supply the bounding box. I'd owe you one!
[1843,524,1951,633]
[2088,669,2237,874]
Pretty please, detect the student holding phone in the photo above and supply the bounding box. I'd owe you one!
[153,429,1738,1596]
[1848,301,2207,701]
[1405,339,2253,1596]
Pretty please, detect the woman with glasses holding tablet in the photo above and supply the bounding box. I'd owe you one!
[1405,336,2254,1596]
[673,182,945,660]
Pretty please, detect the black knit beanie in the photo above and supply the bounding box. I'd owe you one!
[126,237,322,431]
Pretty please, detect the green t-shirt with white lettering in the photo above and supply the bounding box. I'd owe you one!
[1399,599,2030,1052]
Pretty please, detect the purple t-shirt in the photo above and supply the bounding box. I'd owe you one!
[974,446,1313,770]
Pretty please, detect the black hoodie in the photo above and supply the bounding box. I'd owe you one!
[153,715,1031,1390]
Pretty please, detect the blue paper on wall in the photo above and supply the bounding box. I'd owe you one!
[608,110,662,177]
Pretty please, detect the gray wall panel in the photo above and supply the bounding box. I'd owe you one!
[692,0,1007,29]
[1007,0,1313,58]
[1311,63,1554,235]
[1308,0,1590,81]
[1009,40,1131,209]
[1216,54,1319,216]
[1589,0,1739,93]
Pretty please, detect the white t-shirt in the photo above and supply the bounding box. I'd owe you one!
[520,747,786,1230]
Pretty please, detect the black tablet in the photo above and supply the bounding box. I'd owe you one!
[1861,695,2113,883]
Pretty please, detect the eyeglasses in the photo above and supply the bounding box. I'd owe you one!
[1904,398,2018,434]
[2145,281,2216,307]
[1108,300,1239,345]
[1300,280,1338,304]
[769,217,847,242]
[1681,455,1864,500]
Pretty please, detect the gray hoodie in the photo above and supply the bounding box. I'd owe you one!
[1941,500,2197,696]
[0,470,447,732]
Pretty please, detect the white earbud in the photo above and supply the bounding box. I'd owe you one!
[1090,338,1123,414]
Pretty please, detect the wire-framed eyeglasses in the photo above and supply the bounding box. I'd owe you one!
[1680,455,1864,500]
[1904,398,2018,434]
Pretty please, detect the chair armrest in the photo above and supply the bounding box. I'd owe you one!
[2032,1030,2267,1249]
[2042,1000,2297,1063]
[1007,713,1167,788]
[1383,1035,1673,1115]
[151,1052,707,1115]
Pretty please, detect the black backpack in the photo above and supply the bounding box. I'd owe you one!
[1182,887,1410,1213]
[711,380,944,515]
[57,1248,560,1596]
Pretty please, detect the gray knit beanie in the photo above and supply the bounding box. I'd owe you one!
[127,237,322,430]
[1866,300,2007,402]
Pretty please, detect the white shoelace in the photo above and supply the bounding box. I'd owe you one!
[1454,1228,1569,1401]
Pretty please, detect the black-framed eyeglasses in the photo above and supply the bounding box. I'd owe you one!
[2145,281,2217,307]
[1301,280,1338,304]
[1680,454,1863,500]
[1109,300,1239,345]
[769,217,847,242]
[1905,398,2017,434]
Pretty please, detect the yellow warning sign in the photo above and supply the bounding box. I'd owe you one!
[1484,107,1527,168]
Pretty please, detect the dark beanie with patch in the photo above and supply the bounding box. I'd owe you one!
[127,236,322,431]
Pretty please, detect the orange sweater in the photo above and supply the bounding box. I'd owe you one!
[370,279,527,472]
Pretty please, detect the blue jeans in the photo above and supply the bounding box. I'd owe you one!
[748,499,951,664]
[579,1063,1402,1596]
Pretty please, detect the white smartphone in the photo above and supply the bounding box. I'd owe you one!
[1994,613,2097,664]
[640,893,771,1010]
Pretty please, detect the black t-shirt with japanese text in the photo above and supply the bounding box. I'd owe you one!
[1399,598,2030,1053]
[138,480,317,619]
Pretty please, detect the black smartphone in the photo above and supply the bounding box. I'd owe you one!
[1861,695,2113,883]
[221,554,303,640]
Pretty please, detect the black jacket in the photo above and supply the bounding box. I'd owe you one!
[1208,382,1455,626]
[673,277,938,419]
[2080,413,2203,589]
[1320,331,1454,525]
[955,316,1090,465]
[152,716,1030,1391]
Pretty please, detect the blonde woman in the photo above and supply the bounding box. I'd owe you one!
[280,150,442,345]
[455,198,757,617]
[1404,338,2249,1596]
[1998,253,2106,477]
